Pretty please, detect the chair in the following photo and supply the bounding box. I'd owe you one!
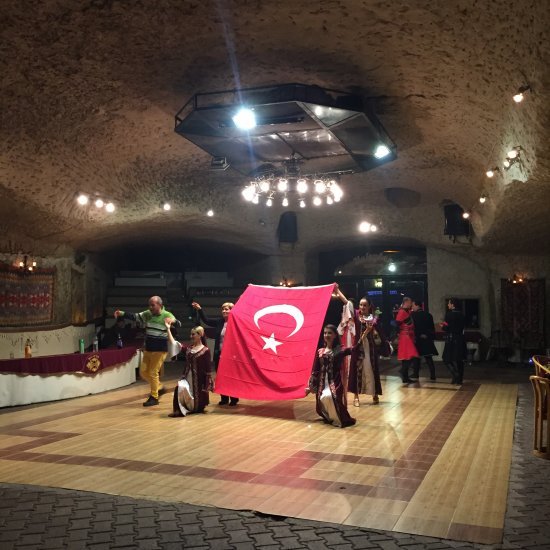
[530,375,550,459]
[533,355,550,377]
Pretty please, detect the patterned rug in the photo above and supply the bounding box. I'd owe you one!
[0,262,55,326]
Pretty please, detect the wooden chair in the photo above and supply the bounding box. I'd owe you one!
[530,375,550,459]
[532,355,550,377]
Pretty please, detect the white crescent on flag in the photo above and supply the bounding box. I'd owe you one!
[253,304,305,337]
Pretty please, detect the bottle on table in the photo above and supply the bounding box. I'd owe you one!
[24,339,32,358]
[92,335,99,352]
[116,334,123,349]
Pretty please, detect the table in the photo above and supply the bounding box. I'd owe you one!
[0,347,139,407]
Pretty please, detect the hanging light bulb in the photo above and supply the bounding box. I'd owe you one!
[507,148,519,159]
[462,211,470,219]
[252,194,259,204]
[314,180,326,194]
[486,168,499,178]
[296,178,308,194]
[299,199,306,208]
[313,196,322,206]
[242,185,255,202]
[479,195,487,204]
[259,180,270,193]
[513,85,530,103]
[266,198,273,207]
[503,159,511,169]
[282,196,289,207]
[277,178,288,192]
[326,196,333,205]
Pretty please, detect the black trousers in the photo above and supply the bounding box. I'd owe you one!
[444,361,463,384]
[412,356,436,379]
[399,360,413,382]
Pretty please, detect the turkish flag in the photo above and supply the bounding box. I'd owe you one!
[215,284,335,400]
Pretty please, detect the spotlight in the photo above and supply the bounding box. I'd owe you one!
[313,196,322,206]
[242,185,255,202]
[232,107,256,130]
[105,202,115,213]
[374,144,391,159]
[207,209,214,217]
[77,194,89,205]
[95,198,104,208]
[479,195,487,204]
[359,221,371,233]
[486,167,499,178]
[162,203,171,211]
[462,211,470,219]
[512,85,530,103]
[388,263,396,272]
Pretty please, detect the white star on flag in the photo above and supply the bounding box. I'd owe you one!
[261,333,283,354]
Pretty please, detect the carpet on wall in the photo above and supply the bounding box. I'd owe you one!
[0,262,56,326]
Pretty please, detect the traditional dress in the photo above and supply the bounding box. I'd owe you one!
[339,302,384,399]
[442,309,466,384]
[396,307,419,382]
[171,342,212,416]
[308,346,356,428]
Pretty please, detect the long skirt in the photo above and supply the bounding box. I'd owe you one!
[316,374,356,428]
[172,369,209,415]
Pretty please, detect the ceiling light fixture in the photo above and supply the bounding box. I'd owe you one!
[374,144,391,159]
[241,157,343,209]
[77,194,89,205]
[232,107,256,130]
[388,263,397,272]
[479,195,487,204]
[486,167,500,178]
[512,85,531,103]
[206,209,214,217]
[94,198,104,208]
[503,146,522,170]
[162,202,171,211]
[76,194,116,213]
[462,211,470,219]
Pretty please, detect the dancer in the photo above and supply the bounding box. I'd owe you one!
[114,296,176,406]
[192,301,239,405]
[441,298,466,384]
[395,297,419,383]
[335,285,384,406]
[165,320,213,417]
[411,300,438,380]
[307,324,357,428]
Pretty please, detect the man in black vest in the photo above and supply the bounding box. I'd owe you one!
[411,301,438,381]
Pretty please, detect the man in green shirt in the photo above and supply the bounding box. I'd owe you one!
[115,296,176,406]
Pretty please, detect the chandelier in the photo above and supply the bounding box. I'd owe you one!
[241,157,344,208]
[11,254,38,274]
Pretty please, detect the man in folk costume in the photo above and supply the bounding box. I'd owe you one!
[335,285,384,406]
[396,297,419,383]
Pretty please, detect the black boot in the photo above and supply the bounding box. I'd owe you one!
[143,395,159,407]
[426,356,436,381]
[229,397,239,406]
[218,395,229,405]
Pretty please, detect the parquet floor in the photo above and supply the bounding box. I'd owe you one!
[0,372,517,544]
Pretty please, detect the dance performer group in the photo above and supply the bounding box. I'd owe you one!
[114,286,465,428]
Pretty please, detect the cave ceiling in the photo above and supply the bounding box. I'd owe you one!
[1,0,549,259]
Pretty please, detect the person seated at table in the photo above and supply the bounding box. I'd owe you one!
[100,317,132,349]
[165,319,213,417]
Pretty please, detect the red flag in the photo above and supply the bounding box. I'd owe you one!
[215,284,335,400]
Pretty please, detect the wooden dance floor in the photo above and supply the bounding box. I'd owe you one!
[0,373,517,544]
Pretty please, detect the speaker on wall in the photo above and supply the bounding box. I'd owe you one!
[277,212,298,243]
[443,204,470,237]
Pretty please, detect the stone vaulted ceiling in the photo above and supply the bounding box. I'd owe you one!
[1,0,549,258]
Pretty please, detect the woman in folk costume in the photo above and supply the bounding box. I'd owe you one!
[165,320,213,417]
[307,324,357,428]
[335,285,384,407]
[396,297,419,383]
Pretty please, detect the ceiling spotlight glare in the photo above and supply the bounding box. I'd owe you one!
[388,263,396,272]
[507,148,519,159]
[277,178,288,192]
[331,183,343,201]
[462,211,470,219]
[370,224,378,232]
[359,221,371,233]
[313,196,322,206]
[162,202,171,211]
[94,198,104,208]
[374,144,391,159]
[479,195,487,204]
[326,196,333,205]
[314,180,326,194]
[503,159,511,169]
[486,169,495,178]
[282,197,289,207]
[206,209,214,217]
[266,198,273,207]
[76,194,89,205]
[296,178,308,194]
[252,194,259,205]
[259,180,270,193]
[242,185,255,202]
[105,202,115,213]
[232,107,256,130]
[314,106,323,117]
[299,199,306,208]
